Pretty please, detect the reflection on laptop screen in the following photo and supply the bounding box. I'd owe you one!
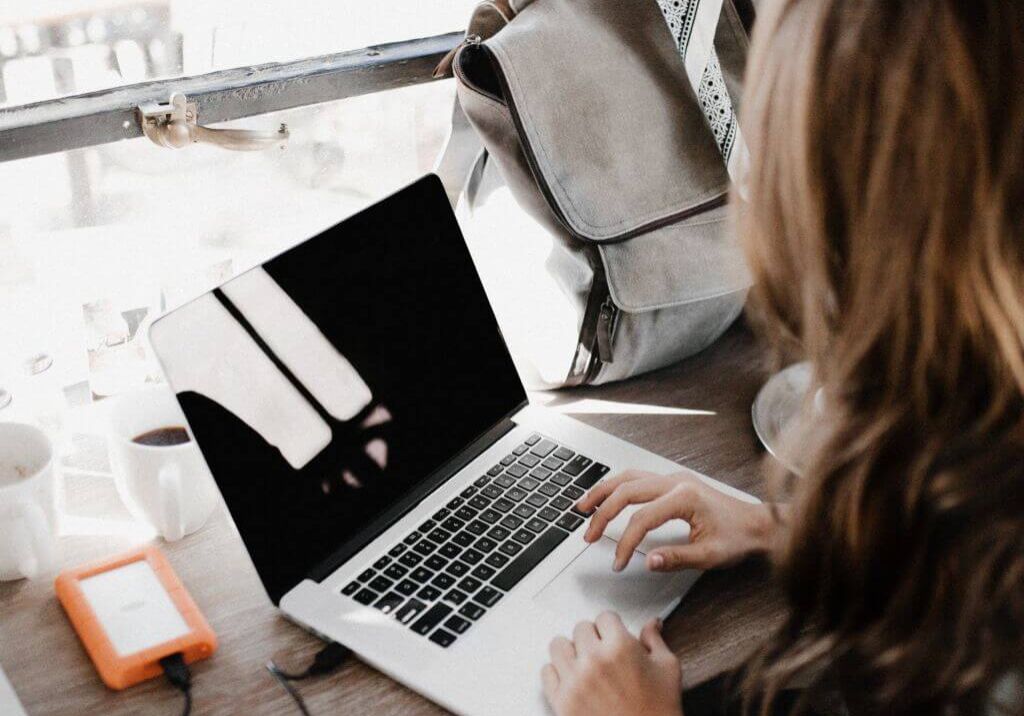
[152,176,527,602]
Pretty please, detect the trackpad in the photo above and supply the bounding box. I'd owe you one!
[533,537,699,631]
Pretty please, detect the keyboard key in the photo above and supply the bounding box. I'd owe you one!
[460,548,484,565]
[538,482,560,498]
[357,568,375,582]
[455,507,478,521]
[466,520,488,536]
[471,564,496,580]
[461,485,478,499]
[487,464,504,476]
[368,575,394,593]
[374,592,404,614]
[556,513,585,531]
[413,540,439,556]
[572,504,595,517]
[388,543,407,557]
[460,602,486,620]
[506,464,528,478]
[519,477,540,491]
[399,552,423,568]
[354,588,378,605]
[384,564,408,580]
[458,576,483,593]
[342,581,360,596]
[396,598,427,624]
[475,586,504,607]
[526,493,548,509]
[445,561,470,577]
[525,434,541,446]
[538,507,561,522]
[513,444,529,456]
[542,456,564,471]
[410,567,433,583]
[395,579,418,596]
[481,485,503,499]
[432,573,456,589]
[418,585,443,601]
[428,528,452,544]
[573,462,610,489]
[474,475,491,487]
[492,527,571,591]
[550,472,572,487]
[444,615,473,634]
[554,447,575,461]
[519,454,541,468]
[485,552,510,568]
[500,454,517,466]
[512,529,537,545]
[492,497,515,513]
[549,496,573,511]
[531,466,553,481]
[530,439,557,458]
[513,504,536,519]
[446,497,465,510]
[433,508,451,521]
[411,603,453,635]
[500,515,524,530]
[453,531,475,547]
[494,475,516,489]
[474,537,498,553]
[404,531,422,545]
[506,487,528,502]
[419,520,437,534]
[562,486,585,500]
[525,518,548,533]
[425,555,448,571]
[441,517,466,532]
[429,629,457,648]
[479,509,502,524]
[440,543,463,560]
[444,589,469,605]
[499,541,523,557]
[561,454,592,477]
[488,526,511,541]
[468,495,490,511]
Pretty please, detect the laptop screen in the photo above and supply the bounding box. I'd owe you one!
[151,176,527,603]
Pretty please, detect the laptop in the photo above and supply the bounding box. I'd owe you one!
[149,175,757,715]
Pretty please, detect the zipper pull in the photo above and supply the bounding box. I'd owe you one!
[433,34,483,79]
[596,298,617,364]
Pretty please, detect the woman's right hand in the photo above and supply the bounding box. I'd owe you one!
[576,470,779,572]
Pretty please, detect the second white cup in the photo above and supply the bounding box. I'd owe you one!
[108,387,218,541]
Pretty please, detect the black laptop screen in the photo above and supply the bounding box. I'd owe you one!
[154,176,527,603]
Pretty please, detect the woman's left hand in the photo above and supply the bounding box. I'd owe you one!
[541,611,684,716]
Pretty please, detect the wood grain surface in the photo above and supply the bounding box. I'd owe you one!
[0,321,786,715]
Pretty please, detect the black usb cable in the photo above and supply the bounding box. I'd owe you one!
[159,653,193,716]
[266,642,352,715]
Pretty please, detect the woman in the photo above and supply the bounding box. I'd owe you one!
[541,0,1024,714]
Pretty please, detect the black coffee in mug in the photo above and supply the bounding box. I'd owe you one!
[133,426,191,447]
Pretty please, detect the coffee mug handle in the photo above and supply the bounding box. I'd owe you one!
[158,462,186,542]
[15,501,55,579]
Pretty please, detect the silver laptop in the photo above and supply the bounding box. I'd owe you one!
[149,175,757,715]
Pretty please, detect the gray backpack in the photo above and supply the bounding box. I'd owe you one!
[435,0,752,389]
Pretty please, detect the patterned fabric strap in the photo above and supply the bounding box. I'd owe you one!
[655,0,750,187]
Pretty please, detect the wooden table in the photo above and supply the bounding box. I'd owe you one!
[0,322,785,715]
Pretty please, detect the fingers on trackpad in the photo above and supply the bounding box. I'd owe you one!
[600,504,691,554]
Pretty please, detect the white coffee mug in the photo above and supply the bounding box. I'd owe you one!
[108,387,218,541]
[0,422,59,581]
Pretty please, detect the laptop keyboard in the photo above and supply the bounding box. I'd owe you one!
[340,433,609,648]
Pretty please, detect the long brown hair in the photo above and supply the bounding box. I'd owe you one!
[738,0,1024,713]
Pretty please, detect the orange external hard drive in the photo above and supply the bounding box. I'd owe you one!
[55,545,217,690]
